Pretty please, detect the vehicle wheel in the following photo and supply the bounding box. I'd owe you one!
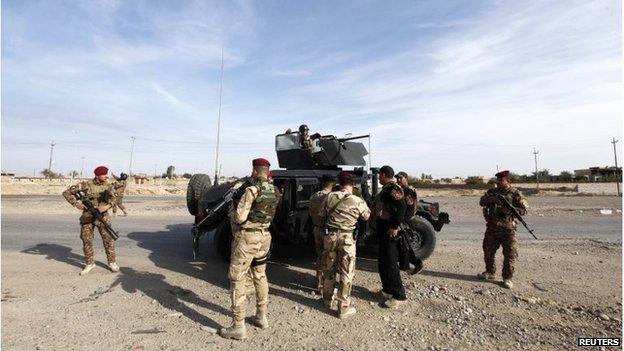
[214,220,232,262]
[186,174,212,215]
[404,215,437,260]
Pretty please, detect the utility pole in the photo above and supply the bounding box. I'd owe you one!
[154,164,158,178]
[80,157,85,178]
[47,141,56,178]
[612,137,620,196]
[129,136,136,176]
[533,148,539,191]
[214,49,224,186]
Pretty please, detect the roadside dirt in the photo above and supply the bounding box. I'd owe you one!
[1,196,622,350]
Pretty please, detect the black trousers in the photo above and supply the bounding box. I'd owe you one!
[377,220,406,300]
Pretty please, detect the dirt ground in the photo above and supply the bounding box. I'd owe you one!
[1,195,622,350]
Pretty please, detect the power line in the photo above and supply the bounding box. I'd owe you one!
[47,141,56,177]
[612,137,620,196]
[533,148,539,192]
[129,136,136,176]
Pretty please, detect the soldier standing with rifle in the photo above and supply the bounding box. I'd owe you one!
[374,166,408,308]
[395,171,424,275]
[111,172,129,216]
[478,170,529,289]
[308,174,336,292]
[62,166,119,275]
[220,158,280,341]
[318,171,370,318]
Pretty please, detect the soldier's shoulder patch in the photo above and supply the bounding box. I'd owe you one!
[390,188,403,200]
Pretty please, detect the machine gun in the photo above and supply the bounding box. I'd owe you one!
[496,194,538,240]
[192,178,252,259]
[75,190,120,240]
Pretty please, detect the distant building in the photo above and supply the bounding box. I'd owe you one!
[574,167,622,181]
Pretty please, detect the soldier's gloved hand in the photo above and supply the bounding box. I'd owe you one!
[75,203,86,211]
[388,228,399,237]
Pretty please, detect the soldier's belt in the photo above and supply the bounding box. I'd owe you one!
[251,254,268,267]
[325,226,355,235]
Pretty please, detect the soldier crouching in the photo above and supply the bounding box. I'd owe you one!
[478,170,528,289]
[62,166,119,275]
[220,158,280,340]
[318,171,370,318]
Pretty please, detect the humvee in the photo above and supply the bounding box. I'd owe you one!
[186,131,449,261]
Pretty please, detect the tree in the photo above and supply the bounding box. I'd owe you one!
[532,169,551,182]
[465,176,485,186]
[166,165,175,179]
[182,173,192,179]
[559,171,573,182]
[41,169,62,179]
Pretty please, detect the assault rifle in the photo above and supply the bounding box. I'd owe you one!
[75,190,120,240]
[192,178,252,259]
[495,194,538,240]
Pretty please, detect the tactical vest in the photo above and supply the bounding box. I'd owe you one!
[374,182,400,220]
[483,188,518,229]
[84,179,112,204]
[247,179,279,224]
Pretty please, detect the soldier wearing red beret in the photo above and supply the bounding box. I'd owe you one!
[221,158,280,340]
[62,166,119,275]
[478,170,528,289]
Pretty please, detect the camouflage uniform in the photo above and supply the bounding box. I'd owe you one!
[479,187,528,280]
[228,176,279,328]
[308,188,331,290]
[318,189,370,311]
[112,179,127,215]
[62,178,117,265]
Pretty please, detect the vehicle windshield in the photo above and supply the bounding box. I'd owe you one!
[275,133,301,151]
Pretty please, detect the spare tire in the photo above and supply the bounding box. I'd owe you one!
[404,215,437,260]
[186,174,212,215]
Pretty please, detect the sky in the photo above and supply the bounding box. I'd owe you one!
[2,0,622,178]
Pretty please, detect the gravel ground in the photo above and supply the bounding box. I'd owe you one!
[1,195,622,350]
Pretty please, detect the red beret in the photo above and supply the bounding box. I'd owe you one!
[495,170,510,179]
[338,171,353,182]
[94,166,109,176]
[252,158,271,167]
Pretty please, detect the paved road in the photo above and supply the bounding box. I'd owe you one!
[2,212,621,256]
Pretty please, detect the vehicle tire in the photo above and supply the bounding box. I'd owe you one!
[186,174,212,215]
[404,215,437,260]
[214,220,233,262]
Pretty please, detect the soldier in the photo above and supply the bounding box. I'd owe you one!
[308,174,336,292]
[62,166,119,275]
[298,124,321,151]
[374,165,407,308]
[478,170,528,289]
[111,173,129,216]
[220,158,280,340]
[395,171,423,275]
[318,171,370,318]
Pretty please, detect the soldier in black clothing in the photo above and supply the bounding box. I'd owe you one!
[374,165,407,308]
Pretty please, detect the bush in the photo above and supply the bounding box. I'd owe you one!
[182,173,192,179]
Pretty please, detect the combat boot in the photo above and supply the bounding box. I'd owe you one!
[250,309,269,329]
[79,263,96,276]
[323,298,338,311]
[477,272,495,280]
[219,324,247,340]
[383,298,406,309]
[108,262,120,272]
[339,305,356,319]
[376,289,392,299]
[503,279,514,289]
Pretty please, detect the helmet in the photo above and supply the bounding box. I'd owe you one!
[298,124,309,134]
[119,173,128,180]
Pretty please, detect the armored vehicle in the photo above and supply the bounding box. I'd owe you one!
[186,131,449,261]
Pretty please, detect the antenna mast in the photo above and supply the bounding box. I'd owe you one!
[214,49,224,185]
